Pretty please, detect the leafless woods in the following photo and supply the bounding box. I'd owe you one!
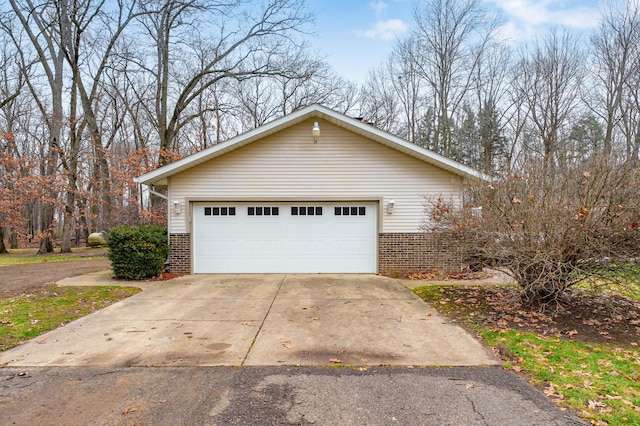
[1,0,640,255]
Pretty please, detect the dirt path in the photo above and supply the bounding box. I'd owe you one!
[0,258,111,296]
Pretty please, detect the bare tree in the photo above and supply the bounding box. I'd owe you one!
[3,0,67,253]
[135,0,311,167]
[0,35,23,111]
[272,54,355,116]
[387,37,424,144]
[620,43,640,160]
[589,0,640,157]
[4,0,147,250]
[429,156,640,306]
[358,66,403,135]
[235,75,282,130]
[411,0,499,157]
[514,29,584,162]
[0,35,26,252]
[472,44,511,173]
[57,0,143,236]
[450,44,511,172]
[233,51,358,132]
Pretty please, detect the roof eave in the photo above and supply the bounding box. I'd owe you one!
[134,104,488,186]
[135,106,319,186]
[315,108,488,182]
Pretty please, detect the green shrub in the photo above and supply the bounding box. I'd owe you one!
[107,225,169,280]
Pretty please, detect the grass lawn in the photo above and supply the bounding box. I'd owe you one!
[0,285,141,352]
[0,247,106,267]
[413,283,640,426]
[580,264,640,301]
[482,329,640,425]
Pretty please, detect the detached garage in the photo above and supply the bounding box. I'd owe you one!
[135,104,483,275]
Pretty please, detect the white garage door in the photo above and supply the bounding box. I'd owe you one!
[192,202,377,273]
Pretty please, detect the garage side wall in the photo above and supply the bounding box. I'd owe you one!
[169,120,462,234]
[167,119,466,274]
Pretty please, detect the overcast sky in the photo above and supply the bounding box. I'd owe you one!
[305,0,602,84]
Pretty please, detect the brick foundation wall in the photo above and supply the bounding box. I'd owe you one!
[170,231,461,275]
[169,233,191,274]
[378,232,463,275]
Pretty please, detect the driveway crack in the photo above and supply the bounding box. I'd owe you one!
[460,387,489,426]
[241,274,287,366]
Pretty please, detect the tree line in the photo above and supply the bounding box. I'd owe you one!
[362,0,640,172]
[1,0,639,254]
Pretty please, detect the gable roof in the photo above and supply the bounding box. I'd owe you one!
[135,104,486,187]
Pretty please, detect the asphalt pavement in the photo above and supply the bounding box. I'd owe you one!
[0,366,586,425]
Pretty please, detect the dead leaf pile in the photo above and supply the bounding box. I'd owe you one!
[404,269,488,281]
[427,285,640,344]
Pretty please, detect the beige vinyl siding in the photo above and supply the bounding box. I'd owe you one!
[170,118,462,234]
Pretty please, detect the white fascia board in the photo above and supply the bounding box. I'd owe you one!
[317,107,488,182]
[134,106,317,186]
[134,104,488,186]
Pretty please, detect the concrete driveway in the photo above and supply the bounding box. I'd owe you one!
[0,273,498,367]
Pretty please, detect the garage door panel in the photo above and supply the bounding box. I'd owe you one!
[193,202,376,273]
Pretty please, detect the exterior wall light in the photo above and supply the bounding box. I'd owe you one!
[172,200,182,214]
[312,122,320,143]
[387,199,395,214]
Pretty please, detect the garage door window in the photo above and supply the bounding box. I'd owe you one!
[335,206,366,216]
[248,206,279,216]
[204,206,236,216]
[291,206,323,216]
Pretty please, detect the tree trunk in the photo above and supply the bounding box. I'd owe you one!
[38,204,55,254]
[37,49,64,255]
[38,133,59,255]
[60,204,74,253]
[76,194,90,246]
[9,230,18,249]
[0,227,8,254]
[60,173,76,253]
[60,77,80,253]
